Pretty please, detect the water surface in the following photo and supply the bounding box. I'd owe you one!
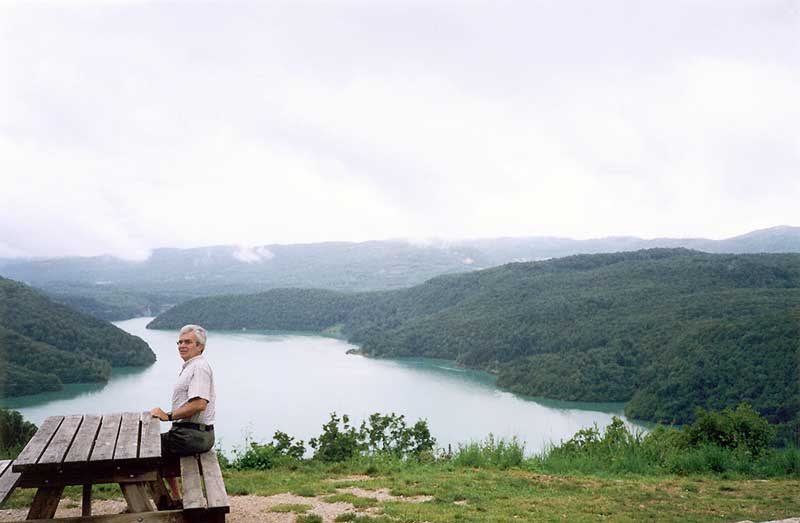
[2,317,647,455]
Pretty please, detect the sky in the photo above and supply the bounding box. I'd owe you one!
[1,0,799,260]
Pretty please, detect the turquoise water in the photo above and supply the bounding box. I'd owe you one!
[1,317,647,456]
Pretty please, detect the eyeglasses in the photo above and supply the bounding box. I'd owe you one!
[177,339,197,346]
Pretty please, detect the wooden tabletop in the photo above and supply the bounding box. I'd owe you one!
[12,412,162,477]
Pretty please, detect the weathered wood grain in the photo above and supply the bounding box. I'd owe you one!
[120,482,155,512]
[0,460,22,505]
[12,416,63,471]
[180,456,206,510]
[139,412,162,460]
[27,486,65,519]
[90,413,122,462]
[64,414,102,464]
[199,451,229,510]
[38,415,83,466]
[114,412,142,461]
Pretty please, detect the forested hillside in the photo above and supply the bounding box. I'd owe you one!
[149,249,800,435]
[4,226,799,321]
[0,277,156,397]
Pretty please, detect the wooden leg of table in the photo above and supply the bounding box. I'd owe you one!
[120,482,155,513]
[82,483,92,517]
[26,486,64,520]
[148,474,174,510]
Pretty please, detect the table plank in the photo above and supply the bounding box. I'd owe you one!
[90,413,122,462]
[199,451,229,509]
[38,415,83,466]
[114,412,142,461]
[180,455,206,510]
[0,460,22,505]
[139,412,161,460]
[64,414,102,464]
[12,416,64,471]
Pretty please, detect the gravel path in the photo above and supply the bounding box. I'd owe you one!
[0,486,432,523]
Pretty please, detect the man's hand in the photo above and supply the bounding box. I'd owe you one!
[150,407,169,421]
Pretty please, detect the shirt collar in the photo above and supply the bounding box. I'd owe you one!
[181,354,204,371]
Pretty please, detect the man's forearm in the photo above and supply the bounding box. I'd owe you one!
[171,398,208,420]
[150,398,208,422]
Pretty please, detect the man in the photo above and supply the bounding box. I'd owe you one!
[150,324,216,502]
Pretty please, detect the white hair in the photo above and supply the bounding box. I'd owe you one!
[180,324,207,347]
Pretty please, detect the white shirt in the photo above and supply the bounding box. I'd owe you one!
[171,354,216,425]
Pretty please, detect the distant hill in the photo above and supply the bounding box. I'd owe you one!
[0,277,156,397]
[2,226,799,320]
[148,249,800,436]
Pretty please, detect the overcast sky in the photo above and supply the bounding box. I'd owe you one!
[1,0,798,260]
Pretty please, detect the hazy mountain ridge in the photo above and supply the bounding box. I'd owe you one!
[2,226,799,320]
[0,277,157,397]
[148,249,800,438]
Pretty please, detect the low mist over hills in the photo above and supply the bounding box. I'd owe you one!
[0,277,156,397]
[1,226,798,320]
[149,249,800,438]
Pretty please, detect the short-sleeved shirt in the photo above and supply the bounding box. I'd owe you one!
[171,354,215,425]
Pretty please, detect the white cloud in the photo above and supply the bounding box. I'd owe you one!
[0,1,798,258]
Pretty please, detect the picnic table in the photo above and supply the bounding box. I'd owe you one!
[0,412,228,523]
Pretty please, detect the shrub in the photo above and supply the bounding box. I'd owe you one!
[232,430,306,470]
[309,413,364,463]
[309,412,436,462]
[685,403,776,456]
[0,408,37,457]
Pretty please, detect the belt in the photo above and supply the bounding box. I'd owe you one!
[173,422,214,432]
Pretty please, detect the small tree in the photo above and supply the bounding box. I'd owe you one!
[685,403,775,456]
[0,408,37,456]
[309,413,364,462]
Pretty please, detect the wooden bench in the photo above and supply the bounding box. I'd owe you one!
[155,451,229,521]
[0,460,22,508]
[0,412,229,522]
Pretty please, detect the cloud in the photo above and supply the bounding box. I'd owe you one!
[0,1,798,258]
[233,246,276,264]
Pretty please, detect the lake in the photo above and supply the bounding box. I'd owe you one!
[1,317,648,456]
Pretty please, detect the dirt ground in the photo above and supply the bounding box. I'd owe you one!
[0,482,433,523]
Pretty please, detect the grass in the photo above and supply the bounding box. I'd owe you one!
[224,457,799,523]
[2,459,798,522]
[323,493,381,508]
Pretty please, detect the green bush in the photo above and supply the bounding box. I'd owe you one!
[232,430,306,470]
[685,403,776,456]
[534,405,797,477]
[309,412,436,463]
[309,413,364,463]
[0,408,37,457]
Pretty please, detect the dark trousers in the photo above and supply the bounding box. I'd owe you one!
[161,425,215,457]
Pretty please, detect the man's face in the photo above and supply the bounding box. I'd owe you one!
[177,331,204,362]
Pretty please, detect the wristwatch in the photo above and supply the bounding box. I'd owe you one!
[167,411,173,421]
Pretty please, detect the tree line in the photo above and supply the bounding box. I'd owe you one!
[148,249,800,443]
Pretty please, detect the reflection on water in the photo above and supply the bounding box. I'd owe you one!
[1,317,648,455]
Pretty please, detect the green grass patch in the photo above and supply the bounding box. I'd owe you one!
[296,514,323,523]
[323,492,380,508]
[334,514,395,522]
[222,459,800,523]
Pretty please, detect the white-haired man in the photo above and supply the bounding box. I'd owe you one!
[150,324,216,503]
